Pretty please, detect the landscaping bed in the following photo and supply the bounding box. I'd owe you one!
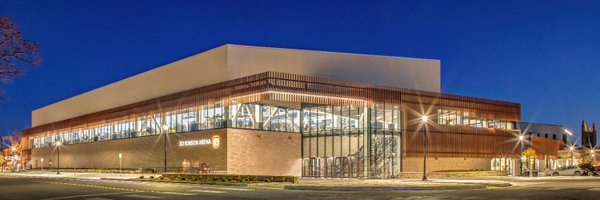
[154,173,298,183]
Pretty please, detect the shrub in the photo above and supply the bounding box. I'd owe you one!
[149,176,154,179]
[139,175,144,179]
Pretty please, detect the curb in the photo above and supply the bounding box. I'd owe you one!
[284,185,487,191]
[100,178,251,187]
[283,182,512,191]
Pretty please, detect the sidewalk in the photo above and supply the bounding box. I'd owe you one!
[283,178,512,191]
[1,170,148,180]
[2,171,518,191]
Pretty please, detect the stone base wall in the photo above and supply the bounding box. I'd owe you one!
[402,157,491,172]
[29,129,227,172]
[27,128,302,177]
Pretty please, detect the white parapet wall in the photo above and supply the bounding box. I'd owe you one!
[32,44,440,127]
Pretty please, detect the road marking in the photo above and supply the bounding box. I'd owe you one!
[189,189,226,194]
[34,181,145,192]
[121,194,162,199]
[205,187,254,191]
[158,192,200,195]
[589,188,600,191]
[41,192,136,200]
[84,198,114,200]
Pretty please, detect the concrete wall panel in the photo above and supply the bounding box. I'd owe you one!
[32,44,440,127]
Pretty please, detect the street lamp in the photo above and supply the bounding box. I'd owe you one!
[10,146,17,170]
[162,124,169,173]
[518,134,525,176]
[569,146,575,166]
[118,153,123,174]
[56,141,62,175]
[421,115,428,181]
[41,158,44,171]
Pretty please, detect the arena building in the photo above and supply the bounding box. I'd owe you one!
[21,44,540,178]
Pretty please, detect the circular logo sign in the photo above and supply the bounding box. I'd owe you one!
[211,135,220,149]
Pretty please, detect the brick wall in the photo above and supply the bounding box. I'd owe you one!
[226,129,302,176]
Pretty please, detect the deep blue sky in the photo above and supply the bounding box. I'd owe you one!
[1,0,599,141]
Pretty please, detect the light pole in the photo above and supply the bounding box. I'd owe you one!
[41,158,44,171]
[162,125,169,173]
[119,153,123,174]
[56,141,62,175]
[569,146,575,166]
[564,129,575,166]
[1,138,3,172]
[421,115,428,181]
[518,135,524,176]
[11,147,16,170]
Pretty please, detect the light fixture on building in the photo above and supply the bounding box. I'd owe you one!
[564,129,573,136]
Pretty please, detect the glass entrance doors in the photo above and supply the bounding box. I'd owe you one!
[301,103,402,178]
[303,156,364,178]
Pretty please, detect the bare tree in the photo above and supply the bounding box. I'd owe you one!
[2,130,22,150]
[0,16,41,88]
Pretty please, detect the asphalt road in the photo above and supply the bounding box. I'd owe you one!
[2,175,600,199]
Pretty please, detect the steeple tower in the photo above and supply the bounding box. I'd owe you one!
[582,120,597,148]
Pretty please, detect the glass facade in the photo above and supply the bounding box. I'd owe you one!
[32,102,300,148]
[437,109,515,129]
[491,158,514,175]
[302,103,402,178]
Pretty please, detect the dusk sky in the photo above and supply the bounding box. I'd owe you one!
[1,0,599,141]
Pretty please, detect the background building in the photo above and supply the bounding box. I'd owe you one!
[582,121,597,148]
[21,45,532,178]
[517,122,569,172]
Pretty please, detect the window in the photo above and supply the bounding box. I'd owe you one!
[437,108,515,130]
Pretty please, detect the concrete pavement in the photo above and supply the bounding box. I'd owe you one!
[4,173,600,199]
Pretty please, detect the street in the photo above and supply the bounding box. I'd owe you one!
[2,174,600,199]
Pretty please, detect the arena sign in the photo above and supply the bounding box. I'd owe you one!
[178,135,221,149]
